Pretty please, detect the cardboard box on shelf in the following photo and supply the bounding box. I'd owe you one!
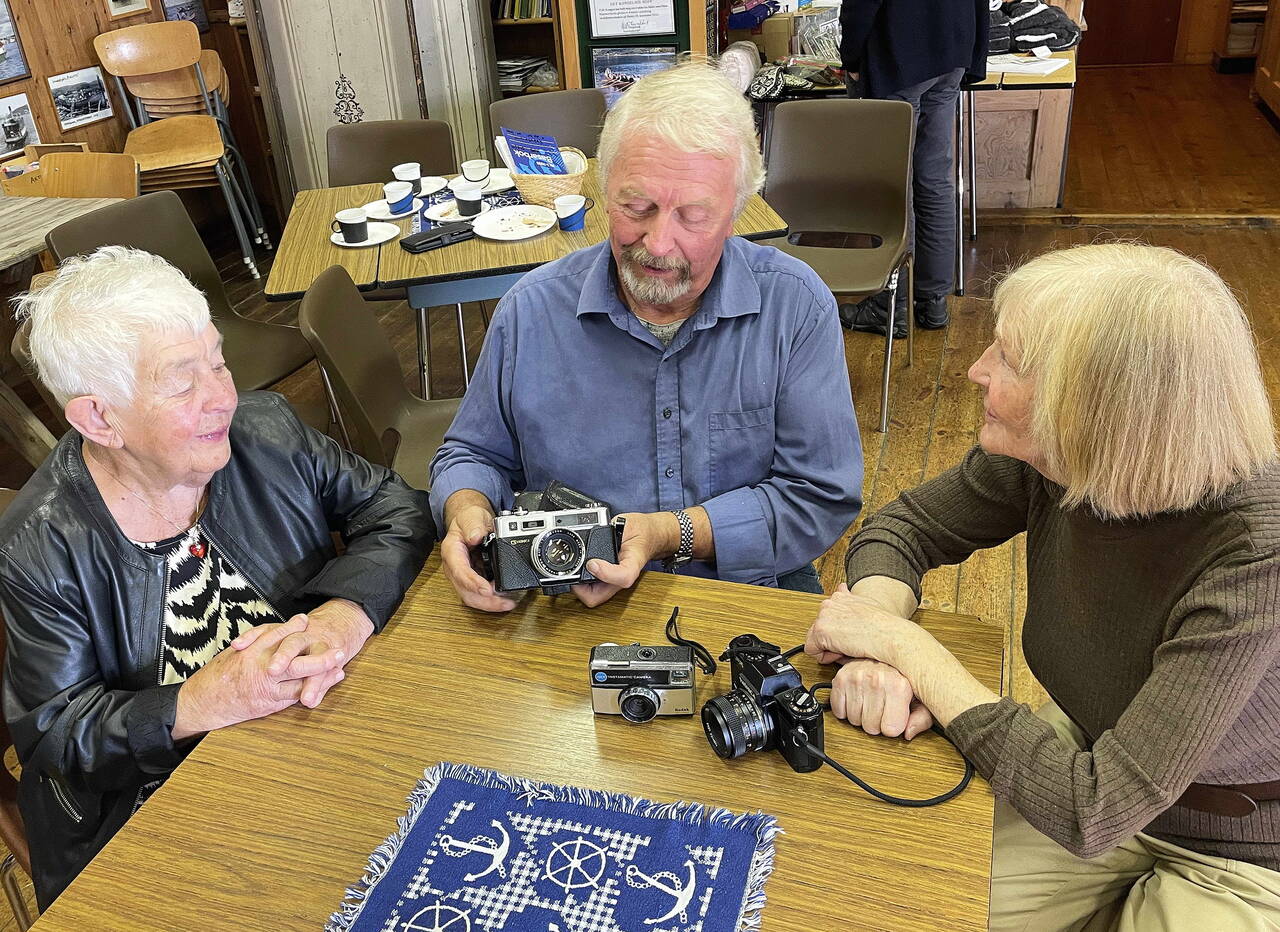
[726,8,826,62]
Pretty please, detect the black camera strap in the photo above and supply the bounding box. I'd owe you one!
[664,607,717,675]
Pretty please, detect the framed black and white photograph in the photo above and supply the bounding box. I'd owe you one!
[48,67,114,131]
[0,92,39,160]
[591,46,679,109]
[104,0,153,21]
[0,0,31,87]
[162,0,208,32]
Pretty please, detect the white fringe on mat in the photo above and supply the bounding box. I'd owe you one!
[326,760,782,932]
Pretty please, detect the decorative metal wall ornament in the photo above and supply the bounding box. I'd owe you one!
[333,71,363,123]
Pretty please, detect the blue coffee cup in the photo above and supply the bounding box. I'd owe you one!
[554,195,594,232]
[384,181,415,215]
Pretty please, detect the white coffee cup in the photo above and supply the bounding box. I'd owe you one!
[383,180,414,212]
[461,159,491,184]
[554,194,586,219]
[392,161,421,192]
[453,180,484,217]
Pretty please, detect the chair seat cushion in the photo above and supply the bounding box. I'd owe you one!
[217,315,314,391]
[123,115,223,172]
[759,235,907,300]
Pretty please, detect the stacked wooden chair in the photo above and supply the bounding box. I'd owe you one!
[93,21,268,278]
[0,151,139,200]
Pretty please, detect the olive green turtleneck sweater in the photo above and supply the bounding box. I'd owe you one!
[846,446,1280,867]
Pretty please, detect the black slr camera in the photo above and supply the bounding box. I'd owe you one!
[480,482,625,596]
[701,634,825,773]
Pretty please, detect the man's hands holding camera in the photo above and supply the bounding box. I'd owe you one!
[441,490,520,612]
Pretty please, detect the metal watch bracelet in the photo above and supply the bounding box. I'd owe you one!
[665,508,694,571]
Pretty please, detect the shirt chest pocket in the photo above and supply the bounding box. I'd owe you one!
[709,405,776,497]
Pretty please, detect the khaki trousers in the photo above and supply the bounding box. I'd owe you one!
[989,704,1280,932]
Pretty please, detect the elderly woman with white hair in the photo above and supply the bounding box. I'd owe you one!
[0,246,434,908]
[430,60,861,610]
[805,243,1280,928]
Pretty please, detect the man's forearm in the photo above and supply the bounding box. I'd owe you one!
[443,489,496,527]
[643,506,714,561]
[849,575,918,619]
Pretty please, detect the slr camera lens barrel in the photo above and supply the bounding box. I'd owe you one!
[701,690,773,759]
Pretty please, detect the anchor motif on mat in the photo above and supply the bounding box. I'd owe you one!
[625,860,697,925]
[439,820,511,881]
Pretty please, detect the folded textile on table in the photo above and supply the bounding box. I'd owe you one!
[328,761,781,932]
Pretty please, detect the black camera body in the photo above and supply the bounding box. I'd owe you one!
[701,634,825,773]
[479,483,625,596]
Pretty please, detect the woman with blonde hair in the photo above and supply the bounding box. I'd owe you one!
[804,243,1280,928]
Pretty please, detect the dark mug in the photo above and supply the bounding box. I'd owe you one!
[453,182,484,218]
[331,207,369,244]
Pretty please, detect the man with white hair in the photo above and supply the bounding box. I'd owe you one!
[431,62,862,611]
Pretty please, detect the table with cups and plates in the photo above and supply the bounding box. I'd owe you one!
[30,555,1004,931]
[264,157,788,398]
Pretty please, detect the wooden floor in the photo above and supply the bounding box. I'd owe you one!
[0,62,1277,928]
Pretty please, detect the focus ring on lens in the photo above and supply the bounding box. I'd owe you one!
[702,690,771,759]
[618,685,660,724]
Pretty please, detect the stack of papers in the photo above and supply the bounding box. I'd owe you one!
[987,53,1070,76]
[497,57,551,91]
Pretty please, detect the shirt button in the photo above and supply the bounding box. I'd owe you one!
[664,467,675,478]
[662,407,672,419]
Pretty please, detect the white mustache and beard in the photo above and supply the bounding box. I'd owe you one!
[618,242,693,305]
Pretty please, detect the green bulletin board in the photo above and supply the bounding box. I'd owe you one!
[575,0,692,94]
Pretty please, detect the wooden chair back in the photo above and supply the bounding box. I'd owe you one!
[0,153,139,199]
[94,20,200,77]
[123,49,224,102]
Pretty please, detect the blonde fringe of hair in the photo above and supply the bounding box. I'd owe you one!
[993,243,1277,519]
[597,57,766,216]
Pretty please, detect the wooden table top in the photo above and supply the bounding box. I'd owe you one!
[991,49,1077,89]
[35,559,1003,931]
[0,194,122,270]
[264,161,789,299]
[263,182,384,298]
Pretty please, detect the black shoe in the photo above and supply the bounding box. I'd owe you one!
[839,296,907,339]
[915,295,950,330]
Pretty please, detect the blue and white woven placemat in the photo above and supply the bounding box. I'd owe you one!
[328,762,781,932]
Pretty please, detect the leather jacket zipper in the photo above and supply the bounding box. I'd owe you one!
[154,558,173,686]
[46,774,84,824]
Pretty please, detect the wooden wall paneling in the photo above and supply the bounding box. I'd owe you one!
[1258,7,1280,117]
[1176,0,1230,63]
[556,0,580,88]
[3,0,166,155]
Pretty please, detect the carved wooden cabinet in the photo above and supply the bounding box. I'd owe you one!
[973,85,1074,209]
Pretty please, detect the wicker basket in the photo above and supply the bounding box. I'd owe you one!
[511,147,588,207]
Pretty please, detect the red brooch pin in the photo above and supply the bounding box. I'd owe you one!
[189,542,207,558]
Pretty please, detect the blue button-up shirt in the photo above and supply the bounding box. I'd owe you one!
[428,237,863,586]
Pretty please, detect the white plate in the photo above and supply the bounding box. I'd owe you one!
[419,175,448,197]
[330,221,400,248]
[471,204,557,241]
[425,199,491,224]
[362,196,423,221]
[447,168,515,195]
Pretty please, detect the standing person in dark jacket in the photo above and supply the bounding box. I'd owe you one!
[0,247,435,908]
[838,0,988,337]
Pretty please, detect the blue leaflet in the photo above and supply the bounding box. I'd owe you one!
[502,127,568,176]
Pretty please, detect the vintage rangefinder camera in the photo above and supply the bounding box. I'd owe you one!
[590,642,696,724]
[701,634,825,773]
[480,483,625,596]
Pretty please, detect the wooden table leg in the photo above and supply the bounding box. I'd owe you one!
[0,378,57,468]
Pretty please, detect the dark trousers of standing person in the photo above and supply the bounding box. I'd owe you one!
[841,66,964,337]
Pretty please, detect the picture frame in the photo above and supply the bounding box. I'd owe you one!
[590,45,679,109]
[0,91,40,160]
[48,66,115,131]
[589,0,676,40]
[0,0,32,88]
[103,0,154,22]
[162,0,208,33]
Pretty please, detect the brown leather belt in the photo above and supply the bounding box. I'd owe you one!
[1176,780,1280,818]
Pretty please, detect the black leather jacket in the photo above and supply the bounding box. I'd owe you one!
[0,392,435,909]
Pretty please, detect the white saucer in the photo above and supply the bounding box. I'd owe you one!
[418,176,448,197]
[448,168,515,195]
[471,204,556,241]
[425,199,491,224]
[362,197,423,221]
[330,221,400,248]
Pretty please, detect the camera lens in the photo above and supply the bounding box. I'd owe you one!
[618,685,660,724]
[530,528,586,578]
[701,689,774,760]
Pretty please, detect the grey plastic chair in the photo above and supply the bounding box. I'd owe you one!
[298,266,460,490]
[326,119,456,187]
[489,89,607,158]
[761,98,916,433]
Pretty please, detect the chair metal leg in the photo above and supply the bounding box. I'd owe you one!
[220,153,262,247]
[316,364,352,450]
[215,162,258,279]
[954,94,965,297]
[416,306,433,400]
[967,89,978,241]
[226,142,270,249]
[2,853,34,931]
[906,255,915,369]
[879,271,898,434]
[456,303,471,387]
[479,302,490,329]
